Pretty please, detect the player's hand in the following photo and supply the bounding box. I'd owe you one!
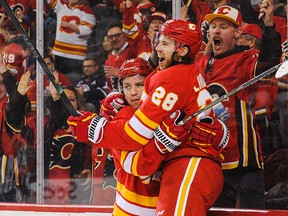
[67,111,107,143]
[154,110,190,154]
[100,91,126,121]
[190,116,229,159]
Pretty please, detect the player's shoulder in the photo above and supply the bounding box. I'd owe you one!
[114,106,135,121]
[157,64,197,79]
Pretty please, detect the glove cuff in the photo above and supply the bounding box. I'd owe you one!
[154,127,181,153]
[88,116,108,143]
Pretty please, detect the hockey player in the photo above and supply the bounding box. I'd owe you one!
[68,19,230,215]
[70,58,160,213]
[99,58,160,214]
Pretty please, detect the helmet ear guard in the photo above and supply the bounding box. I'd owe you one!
[175,42,183,53]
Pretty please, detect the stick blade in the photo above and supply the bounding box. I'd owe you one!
[275,61,288,78]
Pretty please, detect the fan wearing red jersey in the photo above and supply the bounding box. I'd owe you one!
[68,19,230,215]
[1,43,29,81]
[197,3,281,209]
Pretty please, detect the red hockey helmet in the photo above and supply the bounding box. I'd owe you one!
[159,19,202,58]
[118,58,153,82]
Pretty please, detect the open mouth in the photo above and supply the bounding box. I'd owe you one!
[214,38,221,46]
[159,57,165,63]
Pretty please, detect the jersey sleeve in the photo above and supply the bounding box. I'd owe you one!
[117,139,165,177]
[95,106,145,151]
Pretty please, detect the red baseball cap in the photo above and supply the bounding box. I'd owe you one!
[205,5,243,27]
[241,24,262,40]
[147,12,168,24]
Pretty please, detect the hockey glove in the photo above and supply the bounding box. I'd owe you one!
[190,116,229,159]
[100,91,126,121]
[67,111,108,143]
[154,110,190,154]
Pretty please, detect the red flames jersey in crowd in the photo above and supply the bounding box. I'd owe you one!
[1,43,28,81]
[122,3,153,61]
[90,147,116,205]
[1,0,36,14]
[45,129,77,204]
[197,49,263,170]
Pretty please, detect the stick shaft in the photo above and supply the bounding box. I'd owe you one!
[0,0,78,116]
[182,62,283,124]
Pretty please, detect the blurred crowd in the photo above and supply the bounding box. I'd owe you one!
[0,0,287,212]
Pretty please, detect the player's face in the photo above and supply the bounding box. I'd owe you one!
[156,35,176,70]
[64,89,78,110]
[0,81,7,101]
[209,18,240,56]
[122,75,145,110]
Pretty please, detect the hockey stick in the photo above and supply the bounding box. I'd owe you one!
[179,61,288,125]
[0,0,79,116]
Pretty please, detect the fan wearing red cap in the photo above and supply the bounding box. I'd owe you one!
[238,23,279,169]
[238,23,263,50]
[197,2,281,209]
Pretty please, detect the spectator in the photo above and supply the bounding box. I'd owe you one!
[197,3,281,209]
[44,83,91,204]
[46,0,96,85]
[238,23,262,50]
[104,22,137,91]
[27,54,72,112]
[0,64,31,202]
[264,148,288,209]
[238,23,279,158]
[122,0,168,60]
[76,57,109,113]
[239,0,287,62]
[113,0,156,31]
[102,35,113,60]
[0,19,29,82]
[190,0,232,57]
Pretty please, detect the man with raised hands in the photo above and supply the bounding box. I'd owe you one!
[197,3,281,208]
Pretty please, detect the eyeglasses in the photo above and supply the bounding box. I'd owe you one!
[107,33,122,40]
[82,64,96,69]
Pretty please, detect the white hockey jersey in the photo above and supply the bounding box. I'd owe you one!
[48,0,96,60]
